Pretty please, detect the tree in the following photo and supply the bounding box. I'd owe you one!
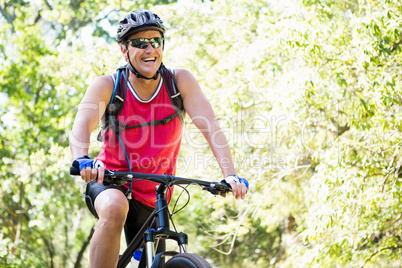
[1,0,402,267]
[161,0,402,267]
[0,0,174,266]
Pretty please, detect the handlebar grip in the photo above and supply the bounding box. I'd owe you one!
[220,181,231,189]
[70,166,80,175]
[69,167,113,178]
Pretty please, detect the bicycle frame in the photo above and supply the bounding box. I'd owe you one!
[69,167,231,268]
[117,183,188,268]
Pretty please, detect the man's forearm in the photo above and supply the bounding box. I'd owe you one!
[206,129,236,177]
[69,121,92,160]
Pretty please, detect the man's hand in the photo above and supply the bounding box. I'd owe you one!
[72,156,105,184]
[222,175,249,200]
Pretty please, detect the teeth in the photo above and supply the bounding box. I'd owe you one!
[143,58,156,62]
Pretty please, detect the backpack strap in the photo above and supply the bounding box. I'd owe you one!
[160,64,186,123]
[97,68,127,142]
[113,112,180,133]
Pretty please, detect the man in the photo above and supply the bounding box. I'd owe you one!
[69,9,248,267]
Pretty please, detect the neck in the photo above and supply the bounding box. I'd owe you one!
[127,62,160,80]
[128,71,161,99]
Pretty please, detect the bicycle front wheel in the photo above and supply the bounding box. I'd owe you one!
[162,253,212,268]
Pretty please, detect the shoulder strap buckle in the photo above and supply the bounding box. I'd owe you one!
[161,115,174,125]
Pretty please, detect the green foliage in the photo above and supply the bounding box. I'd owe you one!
[162,0,402,267]
[1,0,402,267]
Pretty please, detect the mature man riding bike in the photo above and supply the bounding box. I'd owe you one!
[69,9,248,268]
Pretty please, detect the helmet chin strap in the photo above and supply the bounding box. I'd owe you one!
[126,52,160,80]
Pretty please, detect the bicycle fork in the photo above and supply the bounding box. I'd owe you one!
[144,184,189,267]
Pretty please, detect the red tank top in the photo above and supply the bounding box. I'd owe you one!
[97,74,183,207]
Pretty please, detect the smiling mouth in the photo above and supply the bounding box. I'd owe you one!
[142,57,156,62]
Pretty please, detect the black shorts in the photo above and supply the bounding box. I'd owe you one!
[85,181,164,251]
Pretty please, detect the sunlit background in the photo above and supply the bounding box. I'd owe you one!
[1,0,402,267]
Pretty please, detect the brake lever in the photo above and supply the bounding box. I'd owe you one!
[202,182,231,195]
[202,186,223,195]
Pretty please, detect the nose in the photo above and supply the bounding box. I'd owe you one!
[144,43,154,52]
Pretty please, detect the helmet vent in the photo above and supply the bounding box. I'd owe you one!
[116,9,166,43]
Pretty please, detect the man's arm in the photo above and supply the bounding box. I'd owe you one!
[175,69,247,199]
[69,75,114,184]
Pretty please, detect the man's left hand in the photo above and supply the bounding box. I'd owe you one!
[222,175,249,200]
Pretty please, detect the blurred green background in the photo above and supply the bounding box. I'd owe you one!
[1,0,402,267]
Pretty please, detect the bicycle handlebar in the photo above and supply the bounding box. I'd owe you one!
[70,167,231,195]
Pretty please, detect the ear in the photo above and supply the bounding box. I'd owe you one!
[120,44,128,59]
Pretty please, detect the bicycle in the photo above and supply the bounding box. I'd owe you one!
[70,167,232,268]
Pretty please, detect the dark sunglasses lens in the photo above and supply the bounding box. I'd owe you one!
[131,39,148,49]
[151,38,163,48]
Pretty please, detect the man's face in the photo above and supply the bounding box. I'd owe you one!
[123,30,163,77]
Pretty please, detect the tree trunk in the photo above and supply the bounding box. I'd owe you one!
[41,232,55,268]
[74,225,95,268]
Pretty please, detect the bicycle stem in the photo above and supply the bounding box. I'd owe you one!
[155,184,170,229]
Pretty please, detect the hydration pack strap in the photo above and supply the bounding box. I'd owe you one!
[160,65,185,123]
[97,69,126,142]
[109,112,180,136]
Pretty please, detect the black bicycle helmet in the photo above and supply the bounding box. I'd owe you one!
[116,9,166,43]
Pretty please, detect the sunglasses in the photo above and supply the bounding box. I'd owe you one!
[126,37,164,49]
